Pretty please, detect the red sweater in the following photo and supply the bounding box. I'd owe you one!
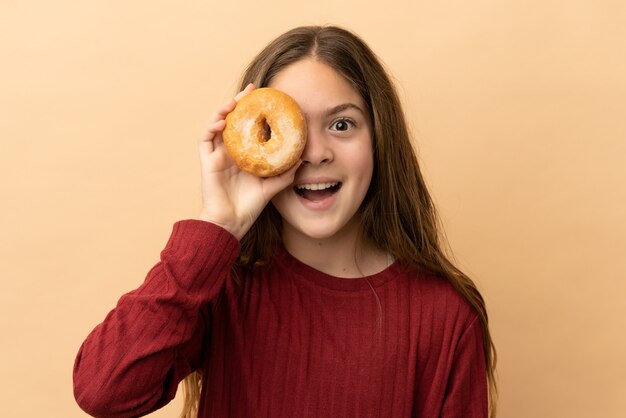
[74,220,487,418]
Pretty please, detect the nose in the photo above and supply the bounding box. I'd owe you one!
[300,128,333,166]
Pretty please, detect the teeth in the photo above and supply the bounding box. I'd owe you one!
[296,182,338,191]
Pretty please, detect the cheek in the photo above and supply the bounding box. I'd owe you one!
[352,147,374,185]
[353,147,375,204]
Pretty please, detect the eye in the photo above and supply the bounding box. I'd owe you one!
[330,118,355,132]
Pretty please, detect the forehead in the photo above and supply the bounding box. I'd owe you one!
[268,59,365,117]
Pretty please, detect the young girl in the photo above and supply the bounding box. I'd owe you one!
[74,25,497,418]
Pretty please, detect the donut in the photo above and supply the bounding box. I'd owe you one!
[222,87,307,177]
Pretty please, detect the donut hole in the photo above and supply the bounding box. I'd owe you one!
[252,114,274,144]
[262,119,272,142]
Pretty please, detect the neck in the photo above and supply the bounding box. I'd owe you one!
[281,217,389,278]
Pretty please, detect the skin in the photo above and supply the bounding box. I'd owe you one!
[199,59,389,278]
[198,83,299,240]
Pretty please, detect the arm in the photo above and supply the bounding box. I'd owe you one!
[74,85,299,417]
[73,220,238,418]
[440,316,489,418]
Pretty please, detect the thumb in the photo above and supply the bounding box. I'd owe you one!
[261,161,302,199]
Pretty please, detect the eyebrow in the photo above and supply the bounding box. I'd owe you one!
[324,103,366,117]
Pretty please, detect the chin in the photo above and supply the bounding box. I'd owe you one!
[290,223,343,241]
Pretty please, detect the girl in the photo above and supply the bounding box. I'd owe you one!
[74,25,497,418]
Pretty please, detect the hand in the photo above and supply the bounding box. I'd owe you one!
[197,84,300,240]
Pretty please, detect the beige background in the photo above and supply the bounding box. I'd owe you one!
[1,1,625,417]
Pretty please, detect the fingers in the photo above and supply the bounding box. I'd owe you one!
[200,84,256,153]
[234,83,255,102]
[200,120,226,153]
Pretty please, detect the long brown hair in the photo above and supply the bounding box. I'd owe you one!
[181,25,497,417]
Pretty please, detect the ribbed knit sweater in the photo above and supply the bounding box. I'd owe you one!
[73,220,487,418]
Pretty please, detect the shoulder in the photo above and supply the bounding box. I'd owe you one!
[395,265,480,330]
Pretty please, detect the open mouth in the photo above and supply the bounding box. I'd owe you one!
[294,182,342,201]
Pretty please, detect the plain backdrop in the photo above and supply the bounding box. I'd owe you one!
[1,1,625,417]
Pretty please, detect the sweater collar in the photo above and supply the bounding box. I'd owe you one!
[274,247,404,292]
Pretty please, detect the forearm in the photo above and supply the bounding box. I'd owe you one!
[73,220,239,417]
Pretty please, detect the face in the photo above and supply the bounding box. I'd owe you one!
[269,59,374,243]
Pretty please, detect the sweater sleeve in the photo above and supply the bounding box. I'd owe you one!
[73,220,240,418]
[440,315,489,418]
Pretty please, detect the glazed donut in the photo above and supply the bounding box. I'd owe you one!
[222,88,307,177]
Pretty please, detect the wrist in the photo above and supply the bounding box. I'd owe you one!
[197,212,245,241]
